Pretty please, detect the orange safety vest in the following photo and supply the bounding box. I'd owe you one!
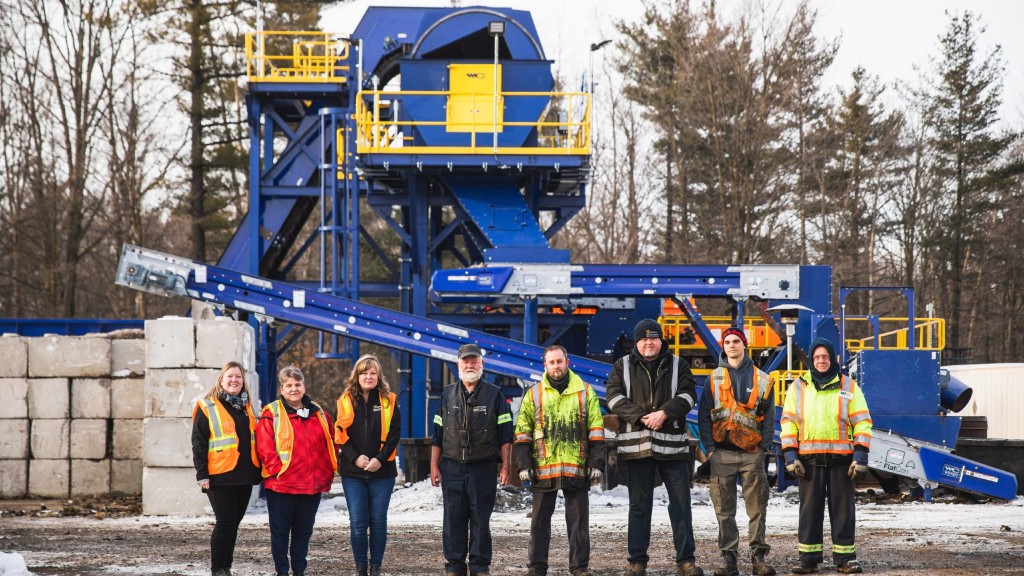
[193,397,259,475]
[260,399,338,478]
[708,365,773,452]
[334,391,398,462]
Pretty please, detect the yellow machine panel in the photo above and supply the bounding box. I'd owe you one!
[447,63,503,133]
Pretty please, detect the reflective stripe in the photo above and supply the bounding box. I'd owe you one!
[534,462,586,479]
[588,427,605,441]
[670,355,678,397]
[798,543,823,553]
[433,414,443,426]
[622,355,632,398]
[514,432,532,443]
[607,394,627,409]
[832,543,856,554]
[497,413,512,424]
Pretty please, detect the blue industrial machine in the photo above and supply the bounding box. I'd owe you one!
[108,6,1016,499]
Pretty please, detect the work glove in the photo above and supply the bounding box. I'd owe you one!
[848,461,868,482]
[518,469,532,483]
[589,468,602,482]
[786,459,806,479]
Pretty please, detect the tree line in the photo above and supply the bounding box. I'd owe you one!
[559,1,1024,363]
[1,1,1022,363]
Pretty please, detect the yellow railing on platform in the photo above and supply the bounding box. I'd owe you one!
[245,31,350,82]
[662,315,782,356]
[844,317,945,352]
[768,370,805,406]
[354,90,590,155]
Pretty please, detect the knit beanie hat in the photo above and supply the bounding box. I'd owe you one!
[634,318,663,341]
[721,327,748,347]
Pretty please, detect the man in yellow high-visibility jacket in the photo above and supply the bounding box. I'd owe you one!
[781,338,872,575]
[513,344,605,576]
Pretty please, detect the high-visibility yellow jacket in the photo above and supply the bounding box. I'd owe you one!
[513,370,605,490]
[780,372,872,457]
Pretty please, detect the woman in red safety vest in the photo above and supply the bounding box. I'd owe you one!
[191,361,262,576]
[256,364,337,576]
[335,354,401,576]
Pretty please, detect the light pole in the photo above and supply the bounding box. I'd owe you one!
[588,39,611,150]
[489,21,505,155]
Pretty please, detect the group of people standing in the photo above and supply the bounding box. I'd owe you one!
[192,317,873,576]
[191,356,400,576]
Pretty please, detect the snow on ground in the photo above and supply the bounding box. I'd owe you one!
[218,479,1024,540]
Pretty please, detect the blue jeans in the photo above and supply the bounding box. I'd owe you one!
[265,489,321,575]
[440,459,497,574]
[625,458,697,566]
[342,475,396,566]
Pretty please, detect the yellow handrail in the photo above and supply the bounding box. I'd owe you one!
[245,31,350,83]
[844,317,945,352]
[768,370,805,406]
[354,89,590,155]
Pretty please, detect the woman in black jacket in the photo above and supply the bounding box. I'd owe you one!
[334,355,401,576]
[191,361,262,576]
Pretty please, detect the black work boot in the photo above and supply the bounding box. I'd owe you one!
[712,552,739,576]
[355,564,368,576]
[790,560,818,574]
[369,564,381,576]
[751,551,776,576]
[678,561,705,576]
[836,560,863,574]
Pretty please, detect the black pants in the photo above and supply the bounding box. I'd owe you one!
[625,458,697,566]
[266,489,322,575]
[528,488,590,572]
[206,485,254,571]
[440,459,497,574]
[798,463,856,565]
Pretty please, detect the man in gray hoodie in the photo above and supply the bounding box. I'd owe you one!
[697,327,776,576]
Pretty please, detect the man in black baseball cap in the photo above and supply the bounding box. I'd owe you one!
[431,342,512,576]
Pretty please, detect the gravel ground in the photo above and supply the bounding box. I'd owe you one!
[2,490,1024,576]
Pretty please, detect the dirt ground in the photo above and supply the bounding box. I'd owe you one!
[2,492,1024,576]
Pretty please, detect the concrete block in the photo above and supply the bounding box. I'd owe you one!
[70,419,109,459]
[0,336,28,377]
[71,458,110,496]
[111,378,145,419]
[0,378,28,418]
[30,419,70,459]
[145,317,196,369]
[246,371,261,408]
[113,419,143,460]
[143,417,193,467]
[28,378,70,419]
[27,335,111,378]
[0,460,28,498]
[111,339,146,377]
[110,459,143,495]
[142,466,209,515]
[145,368,219,418]
[71,378,112,418]
[195,318,255,371]
[0,420,29,459]
[29,459,69,498]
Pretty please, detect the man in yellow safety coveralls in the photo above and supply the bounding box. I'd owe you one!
[781,338,872,574]
[514,344,606,576]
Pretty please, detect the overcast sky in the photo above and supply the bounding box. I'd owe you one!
[323,0,1024,126]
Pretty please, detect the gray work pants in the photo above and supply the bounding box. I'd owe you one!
[709,448,770,555]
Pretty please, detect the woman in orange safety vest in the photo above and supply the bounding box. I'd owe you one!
[335,354,401,576]
[191,361,262,576]
[256,364,337,576]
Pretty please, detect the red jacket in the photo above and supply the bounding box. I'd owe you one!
[256,398,337,494]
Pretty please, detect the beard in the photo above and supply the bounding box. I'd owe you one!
[459,369,481,384]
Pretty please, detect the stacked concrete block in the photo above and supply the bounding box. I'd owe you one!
[143,316,257,515]
[0,331,147,498]
[0,338,30,498]
[107,331,145,495]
